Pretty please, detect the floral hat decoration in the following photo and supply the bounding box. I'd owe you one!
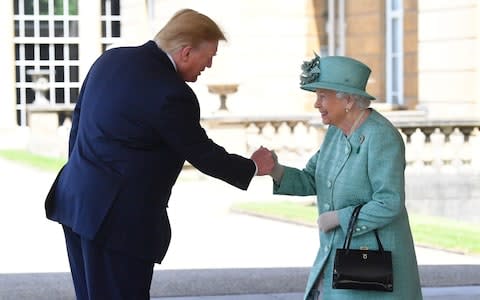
[300,53,321,86]
[299,54,375,100]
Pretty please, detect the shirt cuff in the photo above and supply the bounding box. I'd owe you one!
[252,160,258,176]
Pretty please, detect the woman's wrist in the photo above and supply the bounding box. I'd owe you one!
[271,164,285,183]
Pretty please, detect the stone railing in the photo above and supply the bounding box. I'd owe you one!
[26,106,480,169]
[395,119,480,168]
[24,107,480,222]
[201,113,323,167]
[201,111,480,169]
[200,111,480,223]
[25,105,480,169]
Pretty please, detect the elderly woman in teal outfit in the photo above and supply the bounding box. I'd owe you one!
[268,55,423,299]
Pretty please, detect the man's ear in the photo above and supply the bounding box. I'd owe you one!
[179,46,193,62]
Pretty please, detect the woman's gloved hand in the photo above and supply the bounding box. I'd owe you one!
[270,150,285,183]
[317,210,339,232]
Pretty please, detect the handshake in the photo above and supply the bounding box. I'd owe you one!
[250,146,284,181]
[250,147,339,232]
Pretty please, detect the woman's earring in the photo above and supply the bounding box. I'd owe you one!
[345,108,350,113]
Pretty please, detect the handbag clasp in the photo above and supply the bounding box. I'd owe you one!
[361,247,368,259]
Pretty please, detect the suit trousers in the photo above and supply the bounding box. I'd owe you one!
[63,225,155,300]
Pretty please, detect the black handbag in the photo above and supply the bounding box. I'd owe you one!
[332,205,393,292]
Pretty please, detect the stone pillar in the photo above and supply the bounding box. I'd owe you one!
[476,3,480,116]
[78,1,102,80]
[0,1,17,129]
[121,0,150,45]
[27,107,64,157]
[417,1,478,119]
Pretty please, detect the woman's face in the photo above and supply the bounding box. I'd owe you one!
[314,88,347,126]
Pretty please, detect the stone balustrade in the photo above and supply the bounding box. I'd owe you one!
[201,112,480,169]
[24,105,480,169]
[22,106,480,222]
[200,111,480,223]
[25,106,480,169]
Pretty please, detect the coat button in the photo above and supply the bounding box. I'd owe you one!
[327,180,332,188]
[361,225,367,230]
[323,203,330,210]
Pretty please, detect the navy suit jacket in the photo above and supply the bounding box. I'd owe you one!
[45,41,256,263]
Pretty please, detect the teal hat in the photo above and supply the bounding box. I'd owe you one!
[300,54,375,100]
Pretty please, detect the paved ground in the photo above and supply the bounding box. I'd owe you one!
[1,157,480,299]
[155,287,480,300]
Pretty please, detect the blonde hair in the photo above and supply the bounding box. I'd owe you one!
[153,9,227,54]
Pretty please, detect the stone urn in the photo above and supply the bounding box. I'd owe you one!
[207,84,239,112]
[27,69,51,105]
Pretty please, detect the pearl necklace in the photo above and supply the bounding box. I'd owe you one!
[348,109,366,137]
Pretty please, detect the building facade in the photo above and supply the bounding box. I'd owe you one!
[0,0,479,146]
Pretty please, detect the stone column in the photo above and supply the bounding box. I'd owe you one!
[476,3,480,116]
[417,2,478,119]
[0,1,17,129]
[121,0,150,45]
[78,1,102,80]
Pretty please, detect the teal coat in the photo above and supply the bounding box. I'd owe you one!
[274,109,422,300]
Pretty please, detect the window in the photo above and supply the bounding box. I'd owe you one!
[386,0,404,105]
[13,0,80,126]
[101,0,121,52]
[324,0,346,56]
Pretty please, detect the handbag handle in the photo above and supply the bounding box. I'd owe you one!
[342,205,362,249]
[342,205,385,253]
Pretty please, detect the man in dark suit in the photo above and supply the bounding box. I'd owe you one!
[45,9,274,299]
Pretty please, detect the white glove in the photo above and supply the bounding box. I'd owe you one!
[317,210,339,232]
[270,151,285,183]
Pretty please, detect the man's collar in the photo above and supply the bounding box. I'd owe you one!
[166,52,177,71]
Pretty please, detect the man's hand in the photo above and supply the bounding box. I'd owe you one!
[250,146,274,176]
